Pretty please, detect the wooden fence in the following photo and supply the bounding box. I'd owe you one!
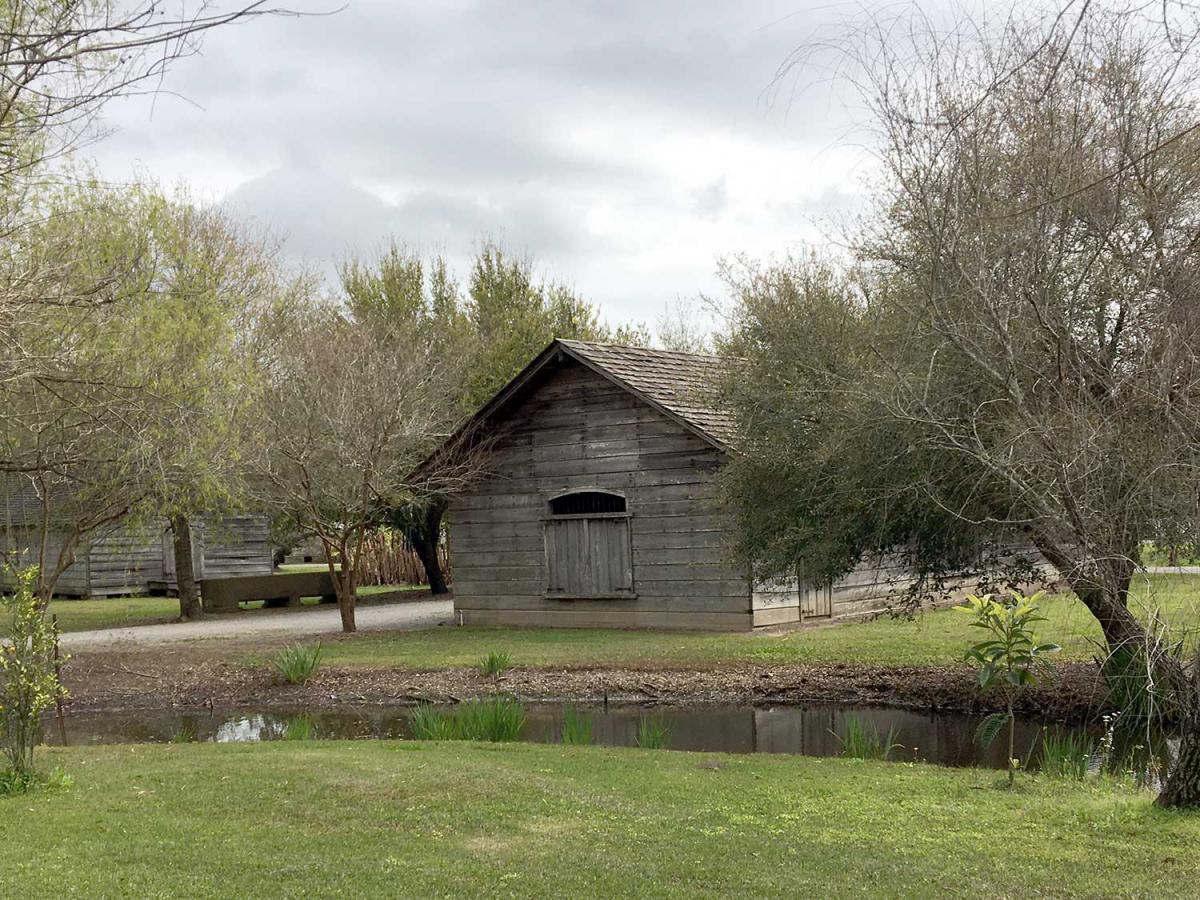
[352,528,452,588]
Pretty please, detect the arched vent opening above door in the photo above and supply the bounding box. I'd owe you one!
[548,491,627,516]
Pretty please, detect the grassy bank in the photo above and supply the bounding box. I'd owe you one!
[318,573,1199,670]
[19,583,422,634]
[2,741,1196,898]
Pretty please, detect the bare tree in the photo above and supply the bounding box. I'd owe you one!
[253,297,466,633]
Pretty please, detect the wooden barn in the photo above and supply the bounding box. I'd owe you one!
[0,477,272,598]
[442,339,916,631]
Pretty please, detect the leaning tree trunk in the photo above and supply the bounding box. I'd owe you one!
[411,499,449,595]
[1158,654,1200,808]
[1159,720,1200,808]
[170,515,203,620]
[1036,540,1200,808]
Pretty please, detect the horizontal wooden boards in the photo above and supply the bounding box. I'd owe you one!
[448,355,751,626]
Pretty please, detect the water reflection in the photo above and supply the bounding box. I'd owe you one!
[40,701,1142,772]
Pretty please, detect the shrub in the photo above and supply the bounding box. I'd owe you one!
[408,697,526,742]
[272,642,323,685]
[832,717,902,761]
[478,650,512,678]
[635,716,671,750]
[1038,729,1094,780]
[0,565,67,782]
[560,706,593,745]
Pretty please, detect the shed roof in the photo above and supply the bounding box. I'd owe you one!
[426,339,736,473]
[555,340,736,450]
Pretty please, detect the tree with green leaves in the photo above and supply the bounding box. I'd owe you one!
[1,181,277,617]
[340,240,648,594]
[725,7,1200,807]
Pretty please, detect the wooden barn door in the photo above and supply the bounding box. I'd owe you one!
[544,492,634,599]
[800,579,833,620]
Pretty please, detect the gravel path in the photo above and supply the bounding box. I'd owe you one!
[61,598,455,649]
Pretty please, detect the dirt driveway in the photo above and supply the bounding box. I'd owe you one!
[61,597,455,649]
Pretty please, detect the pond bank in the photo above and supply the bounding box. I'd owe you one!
[62,650,1110,722]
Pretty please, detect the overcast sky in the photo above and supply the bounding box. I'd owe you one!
[89,1,880,330]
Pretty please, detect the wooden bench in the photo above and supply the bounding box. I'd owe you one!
[200,572,338,613]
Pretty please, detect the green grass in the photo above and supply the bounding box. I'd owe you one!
[35,595,182,634]
[321,574,1200,671]
[2,741,1197,897]
[12,582,423,635]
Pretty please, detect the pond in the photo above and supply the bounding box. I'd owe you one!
[41,701,1165,773]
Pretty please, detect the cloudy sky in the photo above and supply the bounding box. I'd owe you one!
[90,1,879,330]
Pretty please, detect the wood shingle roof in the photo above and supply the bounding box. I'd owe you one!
[556,340,735,450]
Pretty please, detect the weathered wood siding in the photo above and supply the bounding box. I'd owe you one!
[449,361,753,630]
[751,548,1052,626]
[87,521,163,596]
[1,514,273,598]
[193,515,273,580]
[0,528,91,595]
[753,557,943,627]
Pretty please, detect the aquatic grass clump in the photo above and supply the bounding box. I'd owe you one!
[169,723,197,744]
[408,704,460,741]
[832,717,902,761]
[635,716,671,750]
[560,706,593,745]
[272,642,323,686]
[282,714,316,741]
[408,697,526,742]
[478,650,512,678]
[1038,729,1094,780]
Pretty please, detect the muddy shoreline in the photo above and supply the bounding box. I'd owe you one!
[62,652,1112,722]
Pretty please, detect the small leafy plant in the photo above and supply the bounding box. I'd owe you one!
[635,715,671,750]
[0,565,67,785]
[560,706,593,745]
[478,650,512,679]
[272,642,323,685]
[956,590,1060,786]
[832,716,903,761]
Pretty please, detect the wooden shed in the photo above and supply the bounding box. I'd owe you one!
[0,475,272,598]
[442,339,915,631]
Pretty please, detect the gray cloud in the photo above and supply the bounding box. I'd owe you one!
[91,0,875,325]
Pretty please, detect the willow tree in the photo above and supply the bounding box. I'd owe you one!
[726,8,1200,806]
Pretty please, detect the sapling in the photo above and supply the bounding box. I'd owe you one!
[956,590,1060,786]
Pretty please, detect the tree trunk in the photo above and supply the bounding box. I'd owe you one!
[412,499,449,594]
[171,515,203,620]
[1158,722,1200,808]
[324,540,356,633]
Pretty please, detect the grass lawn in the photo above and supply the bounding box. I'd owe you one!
[2,741,1195,898]
[19,583,424,634]
[319,573,1200,670]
